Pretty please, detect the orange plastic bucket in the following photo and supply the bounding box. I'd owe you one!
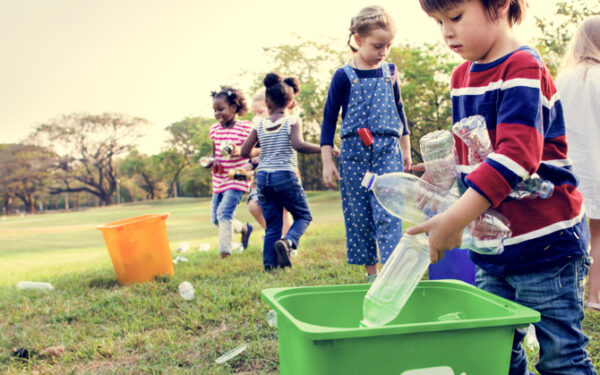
[96,213,174,284]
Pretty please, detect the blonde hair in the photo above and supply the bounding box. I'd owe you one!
[561,15,600,77]
[348,6,396,53]
[252,88,266,104]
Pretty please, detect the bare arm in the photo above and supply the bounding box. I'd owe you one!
[321,145,340,189]
[290,121,320,154]
[240,130,258,158]
[400,134,412,172]
[406,188,491,263]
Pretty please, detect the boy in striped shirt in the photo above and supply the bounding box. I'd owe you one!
[411,1,596,374]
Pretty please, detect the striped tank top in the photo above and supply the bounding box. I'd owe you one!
[256,116,298,173]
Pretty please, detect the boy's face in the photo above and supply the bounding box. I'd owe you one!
[355,28,394,67]
[213,96,236,124]
[430,0,505,63]
[251,100,269,118]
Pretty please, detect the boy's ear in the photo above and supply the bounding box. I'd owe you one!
[497,0,511,18]
[354,33,362,47]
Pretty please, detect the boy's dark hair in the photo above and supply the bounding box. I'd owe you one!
[211,86,248,116]
[263,73,301,109]
[419,0,525,25]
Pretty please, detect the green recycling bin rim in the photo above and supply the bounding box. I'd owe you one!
[261,280,540,341]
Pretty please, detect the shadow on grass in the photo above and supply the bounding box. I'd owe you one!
[88,276,120,289]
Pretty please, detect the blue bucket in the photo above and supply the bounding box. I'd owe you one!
[428,248,476,285]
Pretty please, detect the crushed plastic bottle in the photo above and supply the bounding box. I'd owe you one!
[361,233,431,327]
[266,309,277,328]
[452,115,493,165]
[420,130,457,191]
[198,243,211,252]
[200,156,215,168]
[173,255,188,264]
[232,242,244,253]
[16,281,54,291]
[215,344,247,364]
[178,281,194,300]
[362,171,511,255]
[525,324,539,350]
[176,242,190,253]
[510,173,554,199]
[220,140,236,160]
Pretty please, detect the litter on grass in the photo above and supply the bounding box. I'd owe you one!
[215,344,247,364]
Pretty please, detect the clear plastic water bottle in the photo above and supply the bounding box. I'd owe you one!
[420,130,457,190]
[266,309,277,328]
[362,171,455,225]
[361,233,430,327]
[452,115,493,165]
[16,281,54,291]
[362,171,511,255]
[178,281,195,300]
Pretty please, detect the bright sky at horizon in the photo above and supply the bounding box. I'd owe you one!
[0,0,556,154]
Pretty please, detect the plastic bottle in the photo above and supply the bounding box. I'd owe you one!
[228,169,252,181]
[362,171,511,255]
[178,281,194,300]
[266,309,277,328]
[16,281,54,291]
[509,173,554,199]
[361,233,430,327]
[452,115,493,165]
[452,116,554,200]
[361,171,455,225]
[177,241,190,253]
[200,156,215,168]
[419,130,457,190]
[220,140,236,159]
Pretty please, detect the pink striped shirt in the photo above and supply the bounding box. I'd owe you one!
[209,120,252,193]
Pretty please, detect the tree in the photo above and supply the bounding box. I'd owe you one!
[389,43,459,163]
[0,143,55,213]
[30,113,149,206]
[119,150,165,200]
[535,0,600,76]
[162,116,214,197]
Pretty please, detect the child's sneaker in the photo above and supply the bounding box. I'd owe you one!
[274,239,292,268]
[241,223,253,249]
[367,273,377,283]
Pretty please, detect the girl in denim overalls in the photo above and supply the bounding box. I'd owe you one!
[321,6,412,281]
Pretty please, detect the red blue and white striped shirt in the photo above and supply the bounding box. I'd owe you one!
[452,46,588,275]
[209,120,252,193]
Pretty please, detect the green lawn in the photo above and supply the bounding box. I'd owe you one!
[1,192,598,374]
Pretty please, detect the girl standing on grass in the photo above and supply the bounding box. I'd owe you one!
[208,86,253,258]
[241,73,331,271]
[320,6,411,282]
[557,15,600,311]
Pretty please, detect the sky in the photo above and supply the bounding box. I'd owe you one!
[0,0,555,154]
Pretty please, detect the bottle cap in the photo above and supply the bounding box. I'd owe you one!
[361,172,375,190]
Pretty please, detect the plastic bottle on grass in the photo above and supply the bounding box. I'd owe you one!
[178,281,194,300]
[16,281,54,291]
[361,233,430,327]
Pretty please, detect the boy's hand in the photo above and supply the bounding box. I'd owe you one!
[406,211,464,263]
[411,163,425,174]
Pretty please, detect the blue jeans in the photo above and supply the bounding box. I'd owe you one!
[210,189,245,225]
[255,170,312,268]
[476,256,596,375]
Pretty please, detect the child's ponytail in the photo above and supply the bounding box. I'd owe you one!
[264,73,300,108]
[211,86,248,116]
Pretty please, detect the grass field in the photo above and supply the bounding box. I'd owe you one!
[1,192,598,374]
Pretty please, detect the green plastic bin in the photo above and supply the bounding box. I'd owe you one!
[261,280,540,375]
